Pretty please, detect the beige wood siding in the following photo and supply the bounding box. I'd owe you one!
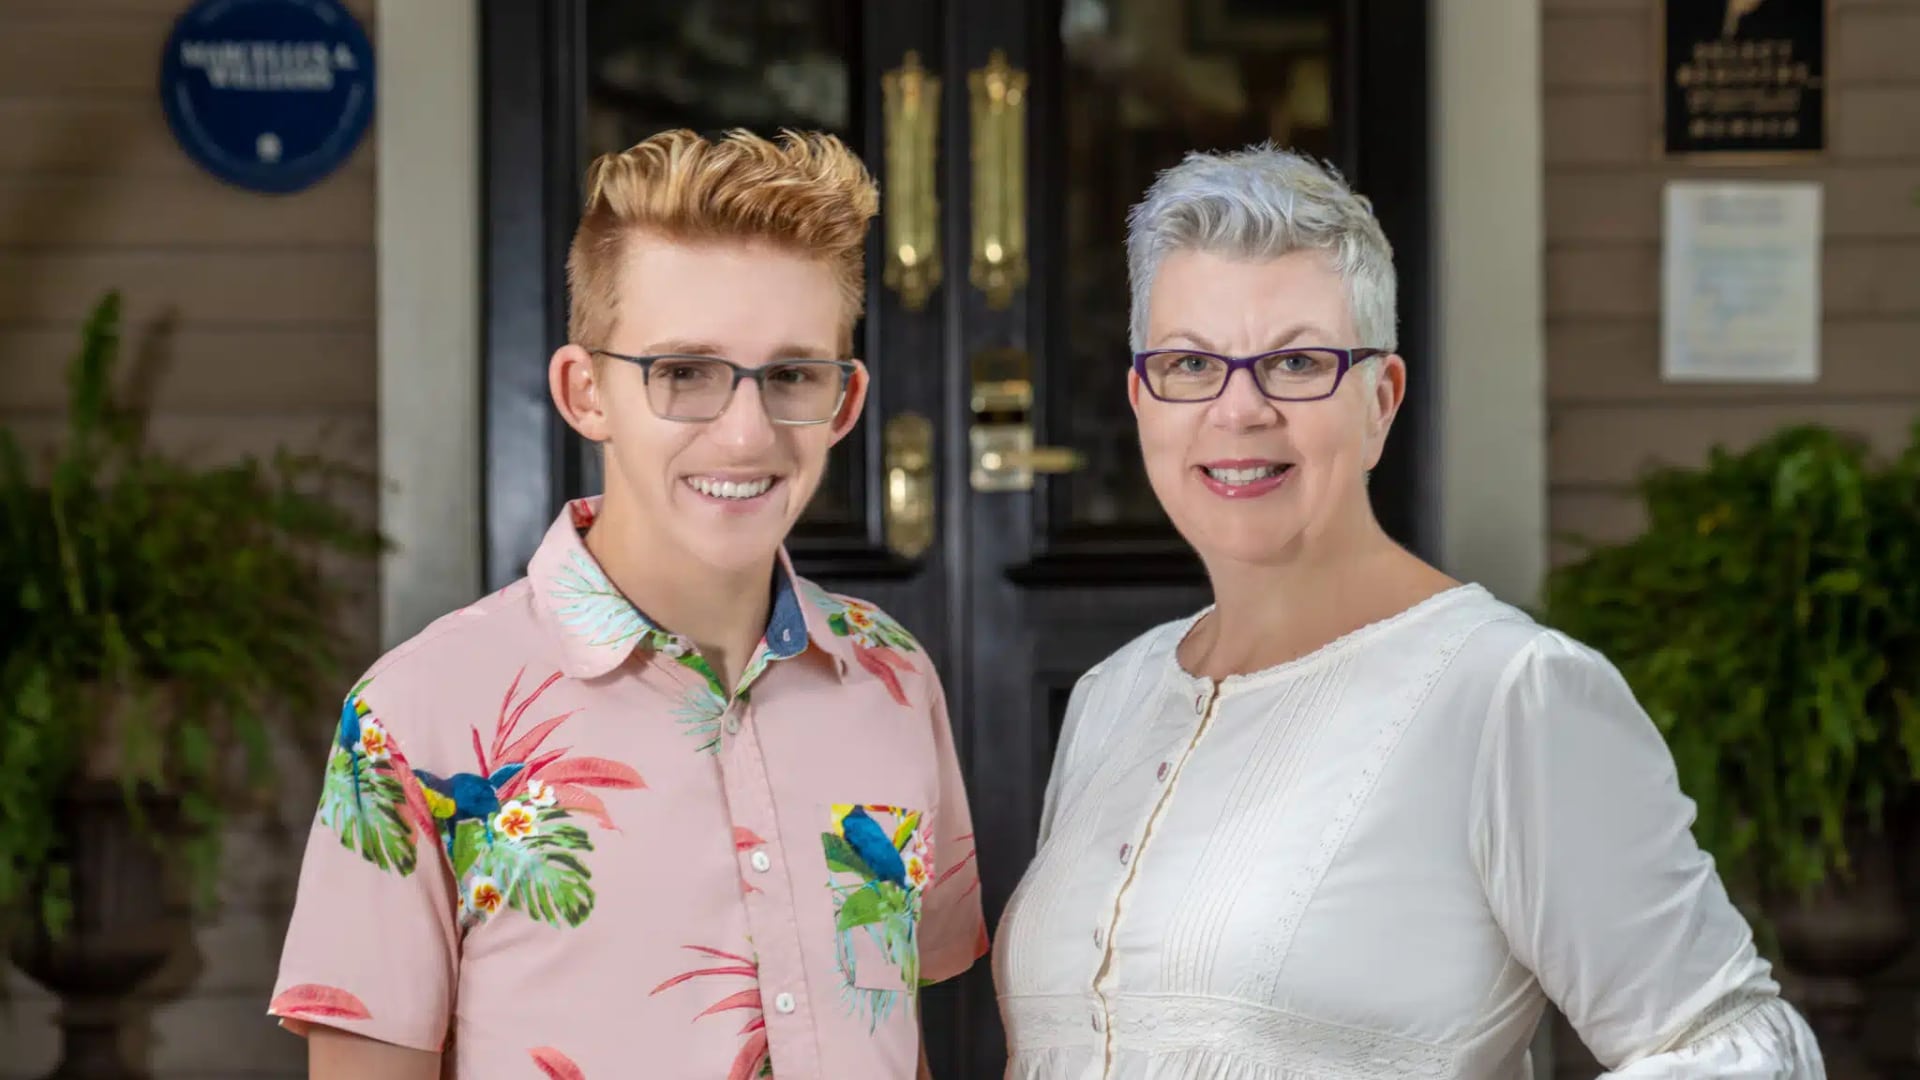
[1544,0,1920,563]
[0,1,377,1075]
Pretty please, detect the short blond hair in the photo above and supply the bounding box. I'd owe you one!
[566,128,879,353]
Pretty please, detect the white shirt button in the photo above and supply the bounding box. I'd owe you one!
[779,627,793,644]
[1119,843,1132,865]
[725,708,742,734]
[662,636,689,658]
[750,850,772,873]
[774,992,796,1014]
[1091,1009,1105,1032]
[1194,691,1208,713]
[1093,926,1104,948]
[1156,761,1170,782]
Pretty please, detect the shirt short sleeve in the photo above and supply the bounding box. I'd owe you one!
[269,678,460,1053]
[916,675,990,985]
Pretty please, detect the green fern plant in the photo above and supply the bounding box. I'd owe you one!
[1542,423,1920,906]
[0,292,386,940]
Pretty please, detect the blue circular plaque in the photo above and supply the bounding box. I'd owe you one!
[159,0,375,194]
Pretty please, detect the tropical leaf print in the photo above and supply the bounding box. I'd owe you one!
[471,810,596,928]
[529,1046,587,1080]
[567,497,598,531]
[548,533,805,752]
[803,585,922,707]
[933,832,981,899]
[549,546,734,699]
[736,828,768,896]
[269,983,371,1022]
[821,804,931,1029]
[651,945,773,1080]
[413,667,643,931]
[732,1030,774,1080]
[319,749,418,874]
[316,690,420,875]
[674,684,728,754]
[734,647,775,696]
[548,551,654,649]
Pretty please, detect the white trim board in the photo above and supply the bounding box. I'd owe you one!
[376,0,483,646]
[1433,0,1547,607]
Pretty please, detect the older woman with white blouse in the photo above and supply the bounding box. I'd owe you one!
[991,146,1823,1079]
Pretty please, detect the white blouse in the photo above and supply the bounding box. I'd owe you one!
[993,585,1823,1080]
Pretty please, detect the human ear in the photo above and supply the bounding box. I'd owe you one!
[550,344,612,442]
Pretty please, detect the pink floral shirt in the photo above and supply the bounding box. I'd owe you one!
[270,498,988,1079]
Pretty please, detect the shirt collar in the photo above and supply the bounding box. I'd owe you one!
[530,496,842,680]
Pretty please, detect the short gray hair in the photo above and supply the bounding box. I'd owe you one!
[1125,144,1398,357]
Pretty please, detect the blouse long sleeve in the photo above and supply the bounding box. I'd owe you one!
[1469,631,1825,1078]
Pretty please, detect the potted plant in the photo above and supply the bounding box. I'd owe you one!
[0,292,385,1077]
[1541,422,1920,1072]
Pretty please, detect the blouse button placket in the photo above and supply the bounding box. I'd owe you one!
[1093,679,1222,1075]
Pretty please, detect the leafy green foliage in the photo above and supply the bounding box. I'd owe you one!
[0,292,385,939]
[1542,423,1920,903]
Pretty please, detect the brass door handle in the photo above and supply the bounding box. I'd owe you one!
[970,426,1084,493]
[967,346,1079,493]
[882,51,941,312]
[968,50,1028,310]
[977,446,1084,474]
[883,413,935,559]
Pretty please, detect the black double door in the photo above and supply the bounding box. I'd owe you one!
[480,2,1432,1073]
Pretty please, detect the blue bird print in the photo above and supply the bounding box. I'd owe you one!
[337,693,370,808]
[338,694,363,751]
[839,806,907,890]
[413,763,526,860]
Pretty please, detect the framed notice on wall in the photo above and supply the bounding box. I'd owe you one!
[1661,181,1822,383]
[1661,0,1826,158]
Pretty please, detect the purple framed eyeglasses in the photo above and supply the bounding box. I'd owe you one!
[1131,347,1387,403]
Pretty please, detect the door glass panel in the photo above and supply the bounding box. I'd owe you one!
[1054,0,1337,529]
[581,2,865,526]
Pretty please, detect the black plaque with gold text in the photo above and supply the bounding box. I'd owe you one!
[1663,0,1825,157]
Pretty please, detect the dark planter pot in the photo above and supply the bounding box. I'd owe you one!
[9,784,182,1080]
[1766,821,1912,1080]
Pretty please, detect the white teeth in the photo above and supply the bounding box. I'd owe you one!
[1203,464,1285,485]
[688,476,774,500]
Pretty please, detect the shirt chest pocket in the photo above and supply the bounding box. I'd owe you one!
[820,802,932,993]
